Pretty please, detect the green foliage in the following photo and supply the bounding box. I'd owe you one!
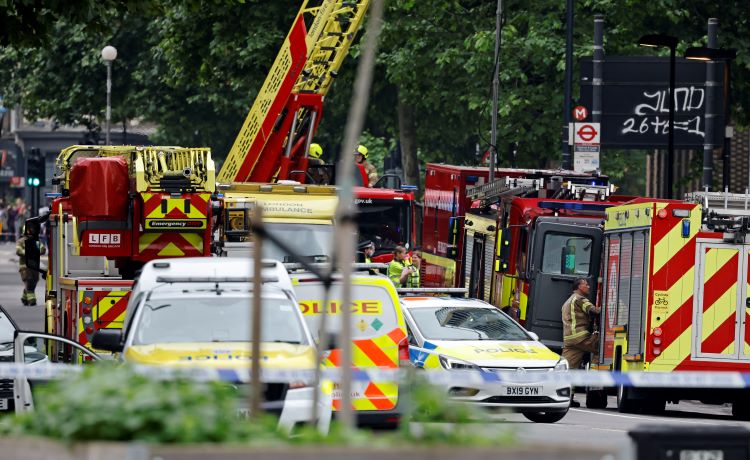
[3,0,750,183]
[0,364,280,444]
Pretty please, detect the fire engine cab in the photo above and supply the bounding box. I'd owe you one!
[591,190,750,418]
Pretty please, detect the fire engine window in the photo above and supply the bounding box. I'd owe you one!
[357,200,411,251]
[617,234,633,326]
[541,233,593,275]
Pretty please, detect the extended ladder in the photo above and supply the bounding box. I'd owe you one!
[467,177,544,208]
[218,0,370,184]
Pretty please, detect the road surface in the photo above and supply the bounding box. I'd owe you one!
[0,242,44,332]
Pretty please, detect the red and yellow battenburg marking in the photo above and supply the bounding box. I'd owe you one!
[324,327,406,411]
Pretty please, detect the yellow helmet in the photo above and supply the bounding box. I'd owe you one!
[355,144,368,159]
[309,143,323,159]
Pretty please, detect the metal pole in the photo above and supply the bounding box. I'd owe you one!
[592,16,604,125]
[702,18,718,190]
[562,0,574,169]
[106,61,112,146]
[667,45,676,199]
[250,206,263,418]
[334,0,384,430]
[722,60,732,191]
[489,0,503,181]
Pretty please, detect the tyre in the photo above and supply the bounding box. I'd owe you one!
[641,398,666,415]
[522,409,568,423]
[585,390,608,409]
[617,385,640,413]
[732,399,750,420]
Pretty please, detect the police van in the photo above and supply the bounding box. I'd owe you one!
[290,271,408,428]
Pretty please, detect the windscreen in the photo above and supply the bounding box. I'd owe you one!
[133,296,306,345]
[262,223,333,263]
[357,199,411,251]
[409,306,530,341]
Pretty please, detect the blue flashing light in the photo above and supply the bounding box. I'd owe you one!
[466,175,478,184]
[681,219,690,238]
[538,201,613,212]
[401,185,418,191]
[45,192,62,198]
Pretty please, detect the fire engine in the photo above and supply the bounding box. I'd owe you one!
[214,0,416,256]
[420,164,632,350]
[588,190,750,418]
[25,145,215,359]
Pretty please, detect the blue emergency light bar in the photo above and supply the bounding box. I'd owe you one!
[401,185,418,191]
[538,201,613,212]
[45,192,62,198]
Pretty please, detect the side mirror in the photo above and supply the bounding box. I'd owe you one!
[446,216,461,260]
[91,329,124,353]
[494,228,512,273]
[527,331,540,342]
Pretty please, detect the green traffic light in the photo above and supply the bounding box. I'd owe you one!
[32,178,40,187]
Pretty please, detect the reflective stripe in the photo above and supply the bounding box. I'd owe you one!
[564,330,590,341]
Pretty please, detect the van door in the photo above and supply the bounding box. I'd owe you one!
[527,221,602,350]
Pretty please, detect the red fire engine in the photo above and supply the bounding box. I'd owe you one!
[588,191,750,418]
[26,145,214,359]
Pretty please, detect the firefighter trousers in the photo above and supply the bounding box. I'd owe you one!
[562,333,599,371]
[19,268,39,305]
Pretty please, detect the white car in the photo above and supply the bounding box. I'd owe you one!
[401,296,571,423]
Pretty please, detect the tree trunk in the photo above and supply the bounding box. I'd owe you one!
[397,96,419,192]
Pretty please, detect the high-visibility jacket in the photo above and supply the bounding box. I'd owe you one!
[562,292,595,344]
[388,259,419,288]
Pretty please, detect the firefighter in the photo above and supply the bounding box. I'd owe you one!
[308,143,325,166]
[354,145,378,187]
[17,222,45,306]
[561,277,600,407]
[388,245,419,288]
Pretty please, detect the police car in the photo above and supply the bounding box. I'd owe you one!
[91,258,329,431]
[401,297,571,423]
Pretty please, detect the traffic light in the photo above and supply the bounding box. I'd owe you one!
[26,148,46,187]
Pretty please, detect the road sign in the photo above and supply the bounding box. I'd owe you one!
[573,105,588,121]
[573,122,600,173]
[574,123,600,144]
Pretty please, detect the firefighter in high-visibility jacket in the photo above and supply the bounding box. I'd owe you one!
[561,278,600,370]
[16,223,45,306]
[388,245,419,288]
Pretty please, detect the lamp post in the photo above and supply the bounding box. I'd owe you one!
[685,47,737,191]
[639,34,678,198]
[101,45,117,145]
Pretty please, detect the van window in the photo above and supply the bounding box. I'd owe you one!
[294,282,399,340]
[541,233,592,276]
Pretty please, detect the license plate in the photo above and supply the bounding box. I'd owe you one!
[680,451,723,460]
[0,399,8,411]
[505,386,541,396]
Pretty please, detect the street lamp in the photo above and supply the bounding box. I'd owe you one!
[685,47,737,191]
[639,34,678,199]
[101,45,117,145]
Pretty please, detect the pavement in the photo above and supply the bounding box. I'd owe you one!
[0,242,45,331]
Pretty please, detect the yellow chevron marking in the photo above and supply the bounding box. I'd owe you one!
[651,323,693,368]
[703,248,737,281]
[157,242,185,257]
[181,232,204,252]
[146,197,207,219]
[701,288,737,341]
[138,232,161,252]
[652,206,700,275]
[653,267,695,328]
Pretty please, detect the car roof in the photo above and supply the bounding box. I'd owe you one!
[146,284,290,300]
[399,296,494,309]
